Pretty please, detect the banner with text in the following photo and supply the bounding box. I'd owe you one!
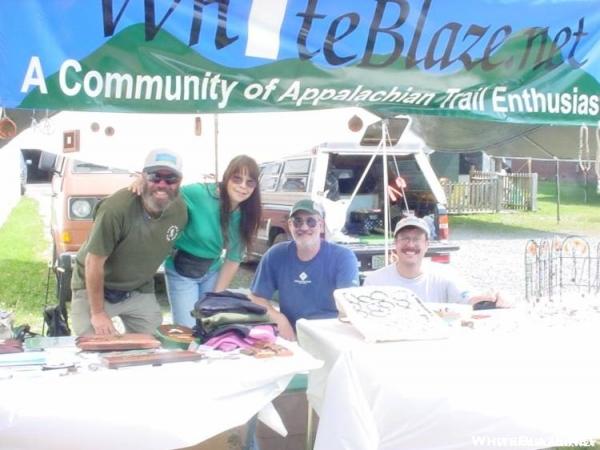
[1,0,600,125]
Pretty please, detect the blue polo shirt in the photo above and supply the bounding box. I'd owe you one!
[251,240,359,327]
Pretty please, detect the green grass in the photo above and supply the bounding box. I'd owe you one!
[0,197,55,334]
[450,181,600,237]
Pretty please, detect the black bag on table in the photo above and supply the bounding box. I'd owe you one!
[44,304,71,337]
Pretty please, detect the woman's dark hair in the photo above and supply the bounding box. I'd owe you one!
[219,155,262,252]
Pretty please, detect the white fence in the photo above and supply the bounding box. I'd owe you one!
[442,171,538,214]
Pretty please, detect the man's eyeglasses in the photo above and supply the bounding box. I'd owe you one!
[396,236,426,244]
[146,172,181,185]
[291,216,319,228]
[231,175,257,189]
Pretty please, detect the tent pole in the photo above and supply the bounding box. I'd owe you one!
[555,157,560,224]
[382,120,390,266]
[214,114,219,180]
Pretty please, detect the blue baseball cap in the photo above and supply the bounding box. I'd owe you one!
[143,149,182,177]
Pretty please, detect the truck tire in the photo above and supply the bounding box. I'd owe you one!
[57,268,72,304]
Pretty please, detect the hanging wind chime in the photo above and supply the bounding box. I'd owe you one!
[579,122,600,197]
[0,108,17,139]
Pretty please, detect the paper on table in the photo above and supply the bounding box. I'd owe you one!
[334,286,450,342]
[0,351,46,366]
[24,336,77,351]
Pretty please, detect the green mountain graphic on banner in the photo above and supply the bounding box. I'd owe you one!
[20,24,600,124]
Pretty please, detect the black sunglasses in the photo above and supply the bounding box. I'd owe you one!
[231,174,257,189]
[291,216,319,228]
[146,172,181,185]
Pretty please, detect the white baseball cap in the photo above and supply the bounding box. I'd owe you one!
[393,216,430,239]
[143,149,183,177]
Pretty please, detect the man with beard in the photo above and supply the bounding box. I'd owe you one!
[250,200,359,340]
[364,216,510,307]
[71,149,188,336]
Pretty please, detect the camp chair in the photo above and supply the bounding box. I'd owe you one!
[42,263,71,337]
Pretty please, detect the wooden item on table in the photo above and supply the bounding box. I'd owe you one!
[101,350,204,369]
[0,339,23,354]
[155,325,195,349]
[76,333,160,351]
[241,342,293,358]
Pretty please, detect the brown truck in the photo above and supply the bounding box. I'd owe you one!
[39,152,132,304]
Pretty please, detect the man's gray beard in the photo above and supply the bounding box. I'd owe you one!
[141,182,178,215]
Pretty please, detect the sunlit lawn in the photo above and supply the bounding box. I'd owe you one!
[0,197,54,333]
[451,181,600,237]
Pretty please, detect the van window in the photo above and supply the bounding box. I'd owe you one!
[330,154,431,196]
[259,162,282,192]
[278,159,310,192]
[72,160,129,174]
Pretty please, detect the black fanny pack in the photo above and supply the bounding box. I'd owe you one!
[104,288,131,304]
[173,249,214,279]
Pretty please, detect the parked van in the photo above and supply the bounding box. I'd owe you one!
[39,152,132,304]
[251,117,458,273]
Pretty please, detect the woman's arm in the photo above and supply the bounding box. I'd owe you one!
[127,173,143,195]
[213,259,240,292]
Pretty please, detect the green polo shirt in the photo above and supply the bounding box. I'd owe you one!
[72,188,187,293]
[165,183,242,272]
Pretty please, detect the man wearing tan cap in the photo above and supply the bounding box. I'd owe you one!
[71,149,188,336]
[365,216,510,307]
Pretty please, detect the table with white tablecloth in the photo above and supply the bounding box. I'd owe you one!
[0,341,321,450]
[297,312,600,450]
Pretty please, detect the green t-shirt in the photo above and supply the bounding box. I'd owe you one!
[72,188,188,293]
[165,183,242,272]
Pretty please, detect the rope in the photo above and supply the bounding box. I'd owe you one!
[579,124,592,173]
[41,262,52,336]
[595,121,600,193]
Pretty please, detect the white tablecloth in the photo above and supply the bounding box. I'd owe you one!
[297,314,600,450]
[0,342,321,450]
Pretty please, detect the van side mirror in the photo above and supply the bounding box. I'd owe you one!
[38,151,58,172]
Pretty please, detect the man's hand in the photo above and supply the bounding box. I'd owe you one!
[248,293,297,341]
[470,289,514,309]
[494,291,514,308]
[273,311,296,341]
[91,311,118,335]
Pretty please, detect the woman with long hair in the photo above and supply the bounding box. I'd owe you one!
[134,155,262,327]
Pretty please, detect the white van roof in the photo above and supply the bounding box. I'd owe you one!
[316,140,429,155]
[260,115,431,161]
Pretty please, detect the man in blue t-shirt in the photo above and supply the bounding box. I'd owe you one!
[250,199,359,340]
